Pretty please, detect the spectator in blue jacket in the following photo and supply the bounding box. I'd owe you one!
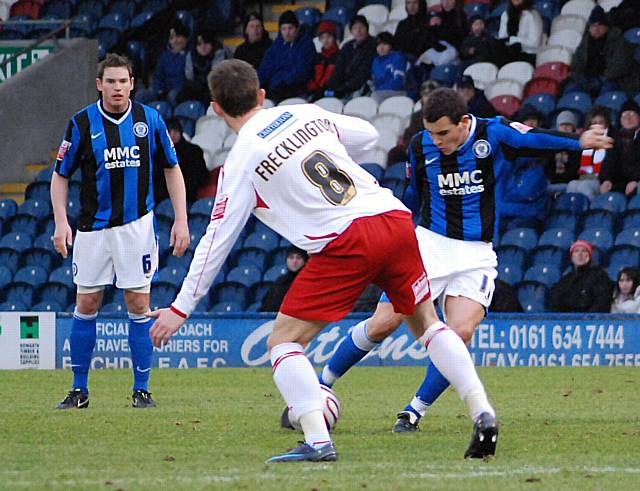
[370,32,408,103]
[326,15,377,99]
[257,10,315,103]
[153,22,190,105]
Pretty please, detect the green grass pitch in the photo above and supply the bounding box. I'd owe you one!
[1,367,639,490]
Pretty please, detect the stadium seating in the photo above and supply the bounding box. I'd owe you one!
[495,245,527,270]
[560,0,596,19]
[499,227,538,250]
[556,91,591,116]
[31,301,63,312]
[6,283,34,308]
[531,245,566,269]
[590,192,626,215]
[538,228,575,249]
[49,265,74,290]
[210,301,244,313]
[263,264,288,282]
[517,281,549,312]
[234,248,267,271]
[581,211,615,234]
[578,228,614,253]
[226,264,262,288]
[39,282,71,308]
[0,301,28,311]
[547,212,578,232]
[496,262,523,285]
[524,264,561,288]
[314,97,344,114]
[378,95,414,118]
[214,282,249,309]
[0,265,12,290]
[343,97,378,120]
[357,4,389,25]
[0,199,18,220]
[594,91,628,114]
[553,192,589,214]
[429,63,460,87]
[463,62,498,90]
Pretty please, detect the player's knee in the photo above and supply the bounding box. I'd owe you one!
[75,293,102,315]
[448,321,476,344]
[366,310,403,341]
[124,290,150,315]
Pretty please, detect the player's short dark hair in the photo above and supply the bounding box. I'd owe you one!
[207,59,259,118]
[422,87,468,124]
[97,53,133,79]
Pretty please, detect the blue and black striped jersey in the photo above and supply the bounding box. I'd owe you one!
[406,116,582,242]
[54,100,178,231]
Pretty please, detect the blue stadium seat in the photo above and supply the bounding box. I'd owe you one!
[131,11,156,29]
[590,192,627,215]
[0,199,18,221]
[44,0,72,18]
[213,282,249,309]
[175,9,195,33]
[35,167,53,182]
[495,245,527,269]
[429,63,460,87]
[157,265,187,287]
[523,93,556,115]
[0,232,33,253]
[500,227,538,250]
[97,30,121,54]
[578,228,614,253]
[31,301,63,312]
[553,192,589,214]
[622,211,640,230]
[70,13,96,37]
[25,181,51,201]
[267,246,289,269]
[49,265,74,290]
[252,281,272,305]
[154,199,174,220]
[361,163,384,181]
[109,0,136,17]
[296,7,321,27]
[533,0,559,30]
[523,264,561,288]
[14,265,48,288]
[9,216,38,236]
[151,283,179,306]
[0,301,28,311]
[0,250,19,275]
[464,3,489,18]
[188,215,210,238]
[101,302,126,315]
[6,283,34,308]
[210,301,243,313]
[97,12,129,33]
[321,7,352,34]
[76,0,104,18]
[190,197,215,217]
[0,266,12,289]
[594,91,628,114]
[39,282,71,307]
[546,212,578,233]
[235,247,267,270]
[246,301,261,312]
[149,100,172,120]
[581,210,615,233]
[174,100,206,136]
[263,264,288,282]
[496,262,523,285]
[226,264,262,288]
[251,219,272,236]
[538,228,575,250]
[67,199,81,224]
[243,231,279,252]
[607,245,640,278]
[556,92,591,116]
[624,27,640,45]
[628,193,640,212]
[517,281,549,312]
[384,163,407,181]
[530,245,566,269]
[163,250,194,270]
[19,199,53,221]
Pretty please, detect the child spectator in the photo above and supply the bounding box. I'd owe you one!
[260,247,309,312]
[153,22,190,104]
[599,100,640,197]
[550,240,613,313]
[370,32,408,104]
[257,10,316,103]
[611,267,640,314]
[460,15,496,65]
[394,0,432,60]
[498,0,543,65]
[429,0,468,50]
[178,29,231,104]
[326,15,377,99]
[456,75,496,118]
[234,12,272,70]
[307,21,339,102]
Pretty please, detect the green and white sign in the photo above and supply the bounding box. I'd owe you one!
[0,312,55,368]
[0,45,55,82]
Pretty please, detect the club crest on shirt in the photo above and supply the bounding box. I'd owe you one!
[472,139,491,159]
[133,122,148,138]
[56,140,72,161]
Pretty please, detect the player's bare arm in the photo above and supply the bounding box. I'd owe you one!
[149,307,186,347]
[164,166,190,256]
[50,172,73,258]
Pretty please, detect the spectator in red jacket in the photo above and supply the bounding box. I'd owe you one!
[307,21,340,101]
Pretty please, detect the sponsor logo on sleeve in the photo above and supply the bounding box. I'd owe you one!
[56,140,72,161]
[509,121,533,134]
[211,196,229,221]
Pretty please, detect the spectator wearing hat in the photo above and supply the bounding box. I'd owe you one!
[260,247,309,312]
[547,110,581,193]
[497,0,543,65]
[153,22,190,105]
[570,5,640,97]
[393,0,433,60]
[307,20,340,102]
[456,75,496,118]
[460,15,497,65]
[550,240,613,313]
[370,31,409,104]
[599,100,640,197]
[234,12,273,70]
[178,29,231,104]
[610,267,640,314]
[326,15,377,100]
[257,10,316,103]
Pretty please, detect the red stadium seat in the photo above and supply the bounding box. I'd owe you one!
[10,0,41,19]
[523,77,561,98]
[490,95,522,117]
[533,62,570,84]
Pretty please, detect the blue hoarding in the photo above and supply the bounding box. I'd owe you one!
[55,313,640,369]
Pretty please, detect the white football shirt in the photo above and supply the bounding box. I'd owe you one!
[173,104,407,316]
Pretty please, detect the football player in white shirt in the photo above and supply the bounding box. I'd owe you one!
[149,59,497,463]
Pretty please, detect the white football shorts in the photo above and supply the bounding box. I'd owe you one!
[72,211,158,290]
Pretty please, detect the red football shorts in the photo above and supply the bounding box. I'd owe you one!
[280,210,430,322]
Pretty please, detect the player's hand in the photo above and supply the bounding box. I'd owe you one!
[580,124,613,150]
[149,308,186,347]
[53,221,73,258]
[170,220,190,257]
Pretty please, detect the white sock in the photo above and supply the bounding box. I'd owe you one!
[409,396,431,417]
[320,365,337,386]
[351,320,378,351]
[421,322,495,420]
[270,342,331,448]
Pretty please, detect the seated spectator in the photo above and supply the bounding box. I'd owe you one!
[569,6,640,98]
[257,10,315,103]
[234,12,272,70]
[566,106,612,199]
[460,15,497,66]
[153,22,190,105]
[370,32,409,104]
[609,0,640,34]
[178,29,231,104]
[456,75,496,118]
[611,267,640,314]
[429,0,468,50]
[499,105,548,233]
[307,21,340,102]
[599,100,640,197]
[260,247,309,312]
[550,240,613,313]
[497,0,543,65]
[394,0,432,60]
[326,14,377,100]
[155,118,209,203]
[490,279,523,312]
[387,80,440,165]
[547,110,581,193]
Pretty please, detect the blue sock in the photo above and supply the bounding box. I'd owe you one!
[70,310,97,392]
[404,360,450,418]
[320,320,379,387]
[128,313,154,391]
